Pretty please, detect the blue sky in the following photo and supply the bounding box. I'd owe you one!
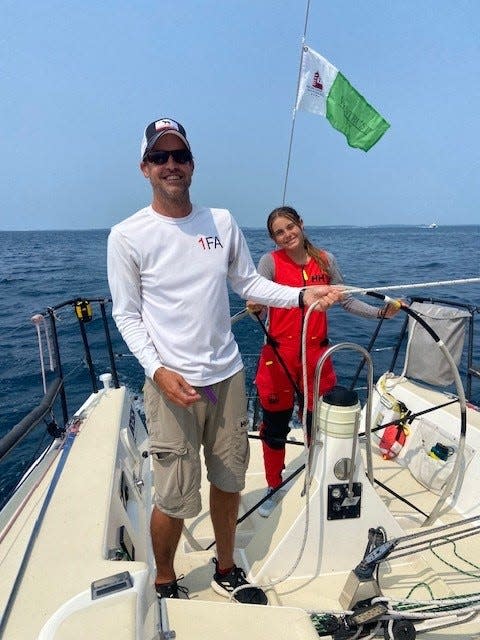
[2,0,479,230]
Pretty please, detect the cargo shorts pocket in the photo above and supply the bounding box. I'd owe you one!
[227,417,250,484]
[151,441,193,512]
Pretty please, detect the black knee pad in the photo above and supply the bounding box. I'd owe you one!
[261,408,292,449]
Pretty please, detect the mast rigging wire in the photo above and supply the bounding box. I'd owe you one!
[282,0,311,204]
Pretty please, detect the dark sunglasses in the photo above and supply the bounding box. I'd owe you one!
[144,149,193,165]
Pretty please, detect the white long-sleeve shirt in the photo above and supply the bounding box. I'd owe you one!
[107,205,301,385]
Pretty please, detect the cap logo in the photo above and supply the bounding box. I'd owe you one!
[155,119,179,132]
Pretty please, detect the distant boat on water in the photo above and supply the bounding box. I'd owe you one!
[419,222,438,229]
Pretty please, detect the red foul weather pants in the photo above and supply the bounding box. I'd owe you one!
[255,341,336,488]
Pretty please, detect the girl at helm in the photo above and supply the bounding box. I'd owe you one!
[248,206,400,517]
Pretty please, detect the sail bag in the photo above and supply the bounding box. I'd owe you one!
[402,302,470,386]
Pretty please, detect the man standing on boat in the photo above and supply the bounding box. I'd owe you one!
[107,117,342,604]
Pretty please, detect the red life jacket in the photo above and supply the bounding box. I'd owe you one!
[269,249,330,349]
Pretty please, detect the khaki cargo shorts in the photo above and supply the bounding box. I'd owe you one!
[144,369,249,519]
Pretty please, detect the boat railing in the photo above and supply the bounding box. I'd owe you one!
[0,378,63,462]
[0,301,260,474]
[46,297,120,423]
[0,297,120,467]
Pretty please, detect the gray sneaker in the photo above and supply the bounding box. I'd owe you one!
[258,487,285,518]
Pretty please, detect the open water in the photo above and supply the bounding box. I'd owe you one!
[0,225,479,507]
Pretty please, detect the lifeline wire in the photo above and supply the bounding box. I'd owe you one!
[345,276,480,297]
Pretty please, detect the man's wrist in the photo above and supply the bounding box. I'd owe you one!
[151,365,165,381]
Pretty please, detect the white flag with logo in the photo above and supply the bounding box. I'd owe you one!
[296,47,338,116]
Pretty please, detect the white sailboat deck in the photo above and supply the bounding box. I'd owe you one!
[2,376,480,639]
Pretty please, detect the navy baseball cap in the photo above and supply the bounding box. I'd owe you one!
[140,118,190,160]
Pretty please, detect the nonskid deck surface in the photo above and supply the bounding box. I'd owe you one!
[164,597,321,640]
[181,442,431,585]
[2,379,480,638]
[175,415,480,621]
[168,471,480,639]
[175,430,306,600]
[0,388,151,640]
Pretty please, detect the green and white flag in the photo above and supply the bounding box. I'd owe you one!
[296,46,390,151]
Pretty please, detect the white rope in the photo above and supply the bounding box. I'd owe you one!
[230,302,318,602]
[31,314,47,394]
[45,320,54,371]
[345,276,480,296]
